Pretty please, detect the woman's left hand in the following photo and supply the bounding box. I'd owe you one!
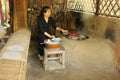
[62,29,68,34]
[56,27,68,34]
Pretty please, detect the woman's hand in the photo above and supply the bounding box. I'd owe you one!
[56,27,68,34]
[62,29,68,33]
[50,35,55,39]
[44,32,55,39]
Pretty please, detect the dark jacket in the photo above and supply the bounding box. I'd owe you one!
[37,16,57,43]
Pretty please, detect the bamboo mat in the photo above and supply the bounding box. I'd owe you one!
[0,28,31,62]
[0,28,31,80]
[0,59,26,80]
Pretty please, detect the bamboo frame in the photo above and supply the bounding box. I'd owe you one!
[67,0,120,18]
[98,0,120,18]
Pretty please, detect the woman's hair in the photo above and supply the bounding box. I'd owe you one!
[39,6,51,17]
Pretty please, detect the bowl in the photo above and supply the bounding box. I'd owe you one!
[51,38,62,42]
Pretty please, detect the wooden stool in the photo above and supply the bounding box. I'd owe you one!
[43,46,65,71]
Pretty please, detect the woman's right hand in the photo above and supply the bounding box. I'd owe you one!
[50,35,55,39]
[44,32,55,39]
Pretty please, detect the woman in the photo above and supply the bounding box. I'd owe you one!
[37,6,68,57]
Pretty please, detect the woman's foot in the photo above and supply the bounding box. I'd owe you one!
[38,54,43,60]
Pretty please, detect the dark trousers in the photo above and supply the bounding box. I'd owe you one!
[38,43,44,56]
[37,33,48,56]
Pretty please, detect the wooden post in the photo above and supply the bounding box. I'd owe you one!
[96,0,100,16]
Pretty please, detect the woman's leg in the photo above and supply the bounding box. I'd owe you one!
[37,43,44,60]
[37,34,46,56]
[38,43,44,56]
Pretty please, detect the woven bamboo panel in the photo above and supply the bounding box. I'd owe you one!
[0,59,26,80]
[0,1,1,9]
[0,28,31,80]
[67,0,120,18]
[0,29,31,61]
[67,0,76,9]
[41,0,53,7]
[28,0,53,8]
[98,0,120,18]
[13,0,28,32]
[67,0,96,13]
[28,0,38,8]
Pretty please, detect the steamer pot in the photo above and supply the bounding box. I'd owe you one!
[44,38,61,49]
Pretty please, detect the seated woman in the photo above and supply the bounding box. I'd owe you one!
[37,6,68,58]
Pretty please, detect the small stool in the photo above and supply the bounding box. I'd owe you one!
[43,46,65,71]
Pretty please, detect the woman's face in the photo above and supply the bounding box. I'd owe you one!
[44,9,51,18]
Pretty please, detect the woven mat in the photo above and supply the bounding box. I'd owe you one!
[0,59,26,80]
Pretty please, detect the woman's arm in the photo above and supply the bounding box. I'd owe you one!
[50,17,68,33]
[44,32,55,39]
[56,27,68,33]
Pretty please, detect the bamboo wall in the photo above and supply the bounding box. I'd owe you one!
[28,0,53,8]
[13,0,28,32]
[0,1,1,9]
[67,0,120,18]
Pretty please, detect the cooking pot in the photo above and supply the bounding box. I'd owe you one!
[44,38,61,49]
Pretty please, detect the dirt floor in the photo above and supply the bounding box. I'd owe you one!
[26,37,120,80]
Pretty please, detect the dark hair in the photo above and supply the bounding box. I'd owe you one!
[39,6,51,17]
